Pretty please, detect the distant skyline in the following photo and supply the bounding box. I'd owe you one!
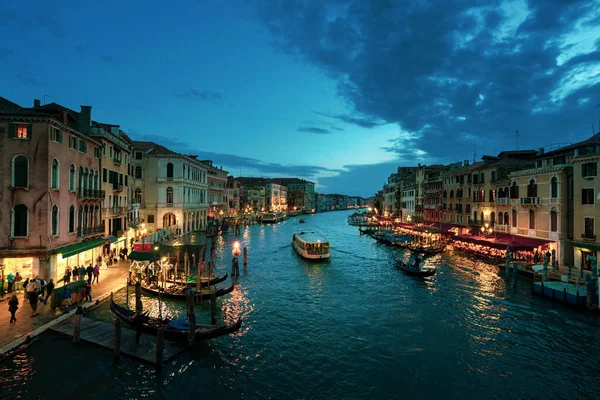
[2,0,600,197]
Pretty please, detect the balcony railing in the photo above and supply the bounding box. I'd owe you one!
[113,157,122,165]
[495,224,510,233]
[131,198,142,204]
[77,224,105,237]
[520,197,540,205]
[495,198,510,205]
[78,188,105,199]
[102,207,126,215]
[581,233,596,240]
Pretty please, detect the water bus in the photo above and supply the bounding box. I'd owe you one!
[292,231,331,260]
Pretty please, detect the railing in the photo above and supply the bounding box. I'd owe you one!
[77,224,105,237]
[78,188,105,199]
[520,197,540,205]
[89,127,131,151]
[581,233,597,240]
[158,202,184,208]
[113,157,122,165]
[113,184,123,192]
[495,224,509,233]
[131,198,142,204]
[495,198,510,205]
[157,176,175,182]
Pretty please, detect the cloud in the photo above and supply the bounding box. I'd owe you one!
[297,126,332,134]
[175,89,222,101]
[257,0,600,164]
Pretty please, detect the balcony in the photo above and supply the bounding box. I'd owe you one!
[495,224,510,233]
[113,157,122,165]
[415,205,424,210]
[131,198,142,205]
[494,198,510,205]
[157,176,175,182]
[520,197,540,205]
[581,233,597,241]
[77,224,105,237]
[78,188,105,199]
[158,202,184,208]
[113,184,123,193]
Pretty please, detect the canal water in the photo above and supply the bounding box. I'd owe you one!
[2,210,600,399]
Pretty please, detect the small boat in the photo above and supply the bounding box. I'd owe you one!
[299,218,306,224]
[166,273,228,287]
[109,295,242,342]
[140,282,235,301]
[261,212,278,223]
[292,231,331,259]
[395,261,436,277]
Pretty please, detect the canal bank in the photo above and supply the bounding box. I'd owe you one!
[2,210,600,399]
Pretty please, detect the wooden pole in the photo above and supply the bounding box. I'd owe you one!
[243,247,248,266]
[211,292,217,325]
[73,306,83,343]
[114,318,121,358]
[188,312,196,346]
[135,281,142,316]
[155,329,164,368]
[126,273,130,309]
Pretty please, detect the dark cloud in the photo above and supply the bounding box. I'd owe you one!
[175,89,222,101]
[297,126,332,134]
[258,0,600,164]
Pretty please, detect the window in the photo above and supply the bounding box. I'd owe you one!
[491,171,497,182]
[51,205,59,236]
[135,151,142,160]
[512,209,517,227]
[473,211,478,223]
[550,211,557,232]
[582,189,595,205]
[69,136,78,150]
[79,140,87,153]
[135,188,142,202]
[582,162,597,178]
[103,143,106,156]
[491,212,495,225]
[527,179,537,197]
[125,176,128,187]
[69,205,75,233]
[51,158,59,189]
[135,166,142,179]
[12,155,29,188]
[12,204,28,237]
[510,182,519,199]
[479,172,484,183]
[504,212,509,225]
[147,214,155,223]
[529,210,535,229]
[8,123,31,139]
[109,146,113,158]
[489,190,495,202]
[584,217,595,237]
[550,177,558,198]
[69,164,76,191]
[166,163,174,178]
[50,126,62,143]
[102,168,107,183]
[166,187,174,203]
[466,204,471,213]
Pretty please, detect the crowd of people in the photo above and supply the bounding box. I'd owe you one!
[6,275,55,323]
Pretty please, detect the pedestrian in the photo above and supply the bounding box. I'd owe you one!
[22,278,29,297]
[13,272,22,293]
[26,279,39,316]
[93,264,100,284]
[9,295,19,323]
[43,279,54,305]
[7,272,14,293]
[79,266,86,281]
[65,267,71,284]
[84,282,92,302]
[61,286,72,311]
[39,277,47,298]
[86,264,94,284]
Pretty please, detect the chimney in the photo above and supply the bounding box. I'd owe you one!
[538,148,545,155]
[33,99,40,108]
[464,160,469,166]
[79,105,92,134]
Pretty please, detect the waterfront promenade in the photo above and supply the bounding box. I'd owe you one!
[0,261,130,355]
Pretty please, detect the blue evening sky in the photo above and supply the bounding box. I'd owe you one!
[2,0,600,196]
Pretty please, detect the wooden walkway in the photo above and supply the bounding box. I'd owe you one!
[50,317,184,365]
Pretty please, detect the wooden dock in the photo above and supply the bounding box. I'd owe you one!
[50,317,184,365]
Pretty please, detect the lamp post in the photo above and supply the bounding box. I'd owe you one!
[231,240,241,276]
[481,223,493,238]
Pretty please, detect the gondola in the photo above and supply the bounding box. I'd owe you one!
[109,295,242,342]
[166,273,228,287]
[299,218,306,224]
[395,261,436,277]
[140,281,235,301]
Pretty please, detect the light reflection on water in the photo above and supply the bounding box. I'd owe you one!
[2,210,600,399]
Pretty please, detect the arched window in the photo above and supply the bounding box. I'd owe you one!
[529,210,535,229]
[443,190,447,198]
[12,204,28,237]
[550,177,558,198]
[166,187,173,203]
[51,158,59,189]
[84,168,89,189]
[504,212,509,225]
[79,166,84,190]
[69,205,75,233]
[12,155,29,188]
[527,179,537,198]
[135,166,142,179]
[135,188,142,202]
[52,205,59,236]
[450,189,454,198]
[166,163,174,178]
[480,212,484,223]
[468,187,472,197]
[69,164,76,191]
[550,210,558,232]
[512,209,517,228]
[473,211,477,222]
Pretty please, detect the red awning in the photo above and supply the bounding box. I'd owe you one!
[510,235,554,249]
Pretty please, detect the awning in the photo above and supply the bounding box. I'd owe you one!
[128,251,159,262]
[116,237,127,243]
[510,235,554,250]
[129,224,139,230]
[572,241,600,252]
[57,237,106,258]
[106,235,118,243]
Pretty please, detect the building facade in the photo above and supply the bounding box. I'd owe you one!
[201,160,228,218]
[265,183,287,212]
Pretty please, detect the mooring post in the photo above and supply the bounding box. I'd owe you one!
[126,275,130,309]
[135,281,142,316]
[156,328,164,368]
[513,262,518,287]
[564,288,567,303]
[188,312,196,346]
[211,292,217,326]
[114,318,121,358]
[243,247,248,266]
[231,257,236,277]
[73,306,83,343]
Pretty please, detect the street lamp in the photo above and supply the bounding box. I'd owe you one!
[232,240,241,258]
[481,223,493,237]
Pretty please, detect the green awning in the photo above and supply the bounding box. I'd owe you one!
[573,242,600,252]
[106,235,118,243]
[129,224,139,230]
[128,251,159,262]
[58,237,106,258]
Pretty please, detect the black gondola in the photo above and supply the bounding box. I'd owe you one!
[109,295,242,342]
[140,282,235,301]
[166,273,228,287]
[395,261,436,277]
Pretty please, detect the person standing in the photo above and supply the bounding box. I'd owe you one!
[79,266,86,282]
[92,265,100,284]
[86,264,94,284]
[13,272,22,293]
[64,267,71,284]
[39,277,46,299]
[26,279,39,316]
[43,279,54,305]
[8,295,19,323]
[84,282,92,302]
[7,272,14,293]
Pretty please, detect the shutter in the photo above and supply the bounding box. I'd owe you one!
[27,124,33,139]
[8,123,14,138]
[58,129,63,143]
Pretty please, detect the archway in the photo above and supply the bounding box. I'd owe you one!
[163,213,176,228]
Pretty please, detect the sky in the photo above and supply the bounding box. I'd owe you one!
[2,0,600,197]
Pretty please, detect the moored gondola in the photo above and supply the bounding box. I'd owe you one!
[140,282,235,301]
[109,295,242,342]
[166,273,228,287]
[395,260,436,277]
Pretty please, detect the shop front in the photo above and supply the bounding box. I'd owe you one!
[573,242,600,276]
[0,255,39,280]
[51,238,106,281]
